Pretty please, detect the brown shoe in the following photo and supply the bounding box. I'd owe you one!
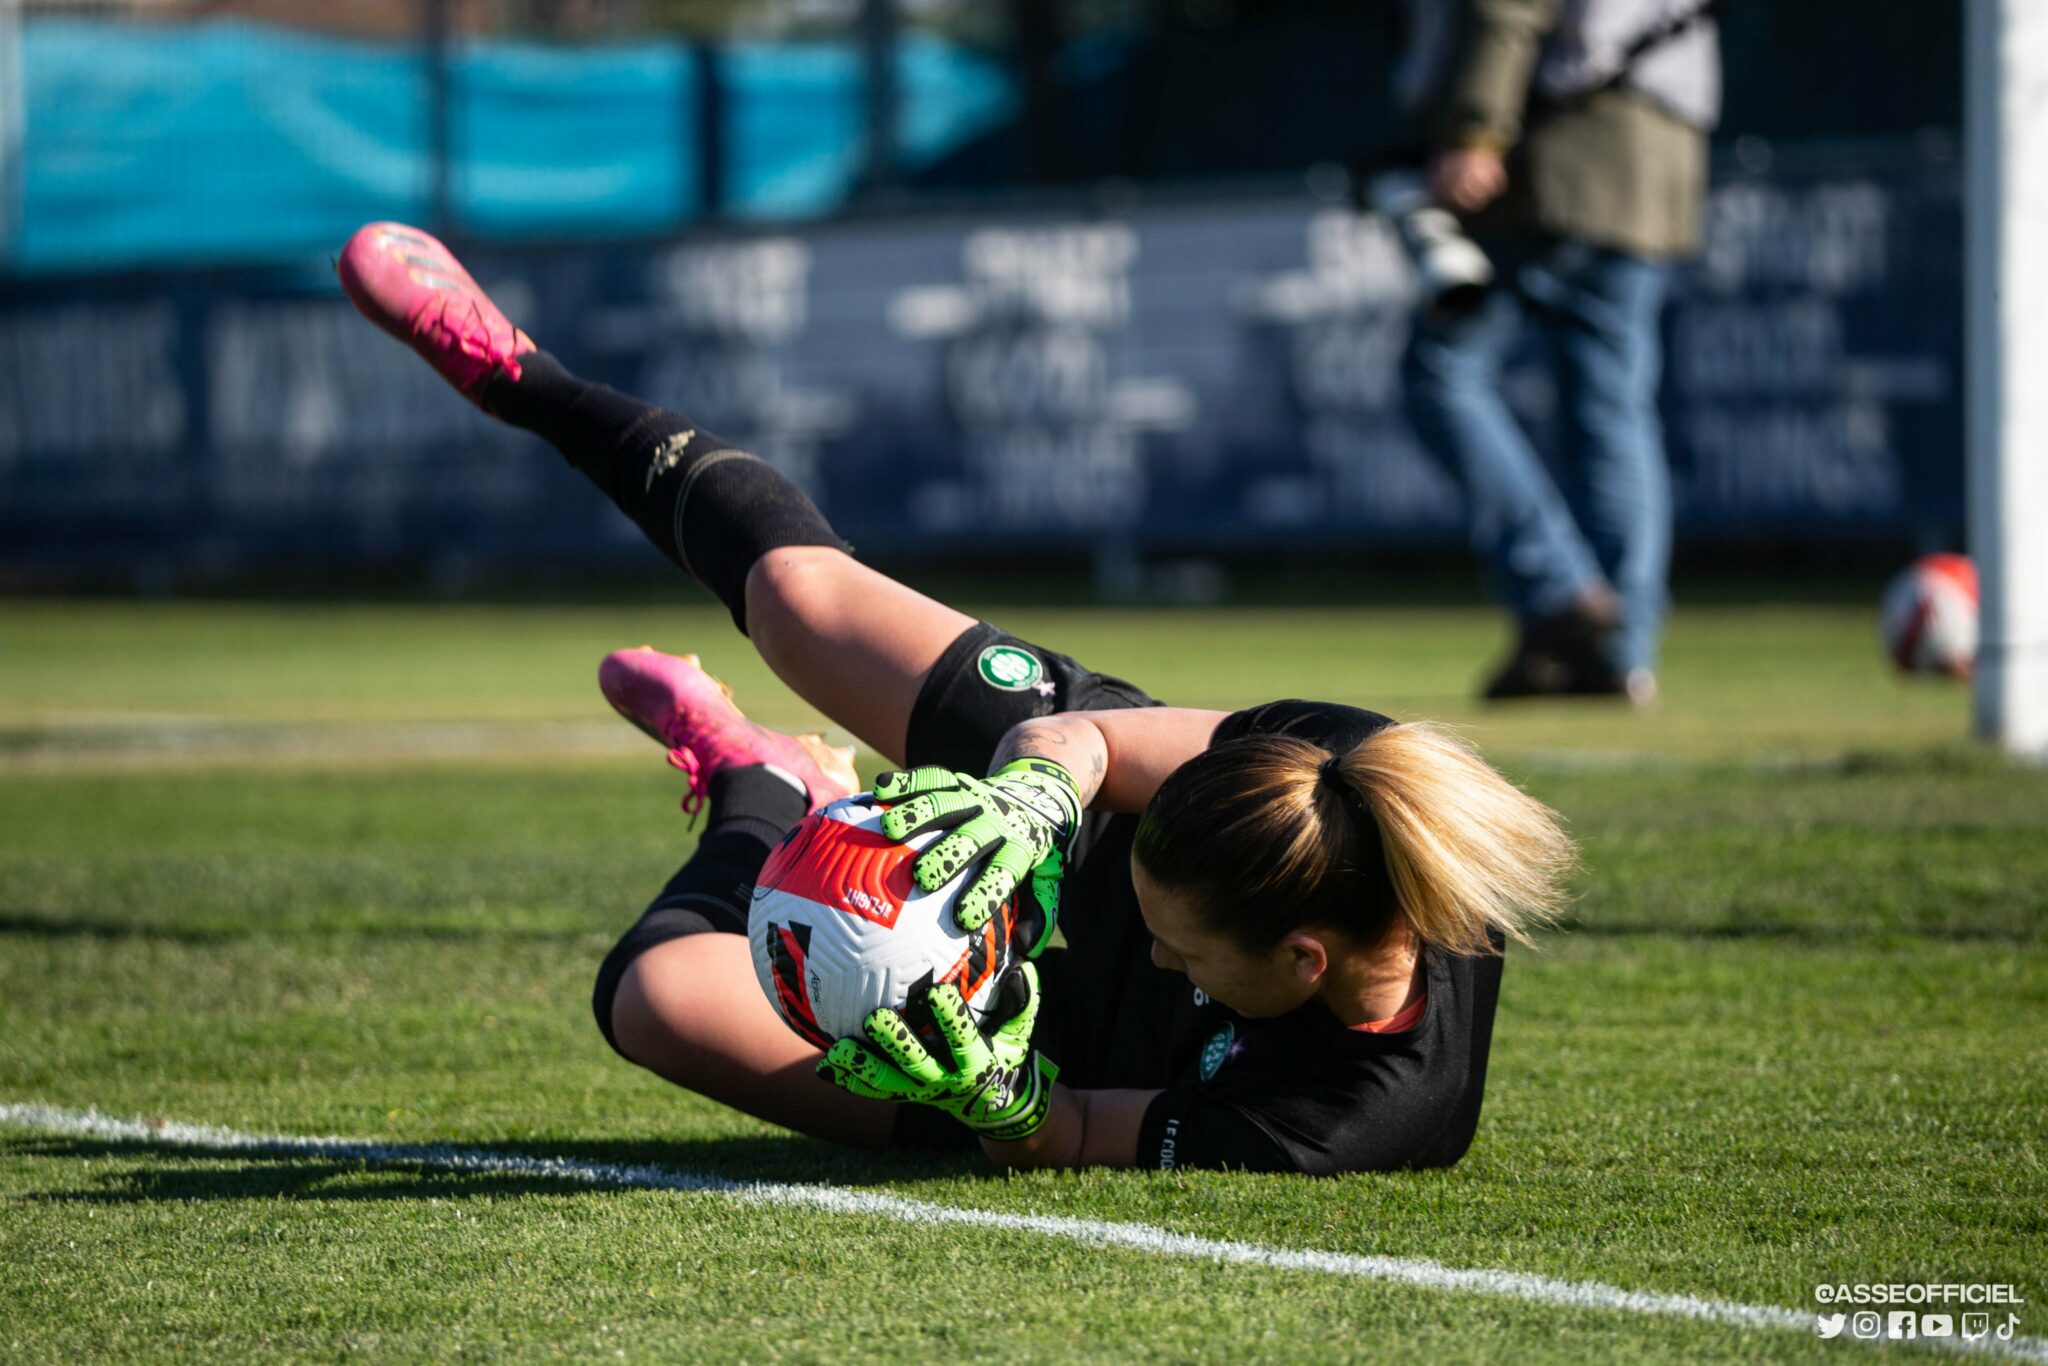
[1481,589,1626,701]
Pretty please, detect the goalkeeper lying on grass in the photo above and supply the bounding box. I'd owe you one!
[338,222,1576,1175]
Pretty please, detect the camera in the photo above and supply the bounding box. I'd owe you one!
[1362,167,1494,315]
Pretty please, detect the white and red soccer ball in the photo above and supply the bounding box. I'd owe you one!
[748,795,1018,1048]
[1880,553,1978,680]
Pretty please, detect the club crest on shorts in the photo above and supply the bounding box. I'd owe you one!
[1199,1023,1237,1080]
[977,645,1044,693]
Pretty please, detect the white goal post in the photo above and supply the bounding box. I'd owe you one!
[1966,0,2048,761]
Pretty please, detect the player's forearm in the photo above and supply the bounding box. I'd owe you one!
[980,1082,1084,1169]
[981,1084,1154,1171]
[989,716,1110,809]
[990,708,1227,814]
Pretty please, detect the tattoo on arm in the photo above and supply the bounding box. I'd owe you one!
[991,718,1109,806]
[994,721,1065,761]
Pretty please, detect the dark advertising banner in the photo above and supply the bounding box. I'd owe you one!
[0,150,1962,583]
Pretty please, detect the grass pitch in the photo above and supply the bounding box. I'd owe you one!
[1,591,2043,1362]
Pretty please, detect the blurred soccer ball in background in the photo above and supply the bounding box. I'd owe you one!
[748,795,1018,1047]
[1881,553,1979,679]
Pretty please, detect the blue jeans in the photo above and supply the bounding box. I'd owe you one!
[1401,239,1673,675]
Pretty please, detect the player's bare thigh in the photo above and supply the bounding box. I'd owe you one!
[609,933,896,1146]
[743,546,975,767]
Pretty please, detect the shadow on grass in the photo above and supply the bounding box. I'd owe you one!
[0,911,246,947]
[6,1130,986,1208]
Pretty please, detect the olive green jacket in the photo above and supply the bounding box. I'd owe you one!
[1414,0,1716,259]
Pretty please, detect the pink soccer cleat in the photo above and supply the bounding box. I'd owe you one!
[599,646,858,816]
[337,221,535,400]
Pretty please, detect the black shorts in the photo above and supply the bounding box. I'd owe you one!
[900,620,1161,773]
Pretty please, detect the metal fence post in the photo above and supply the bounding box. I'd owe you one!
[0,0,22,259]
[426,0,455,237]
[1011,0,1063,183]
[861,0,899,196]
[694,40,726,221]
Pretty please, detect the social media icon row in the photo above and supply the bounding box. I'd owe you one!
[1817,1310,2021,1340]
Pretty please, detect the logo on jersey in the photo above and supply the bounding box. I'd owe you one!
[977,645,1045,693]
[1199,1023,1237,1080]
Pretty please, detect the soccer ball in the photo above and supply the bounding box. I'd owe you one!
[1880,553,1979,679]
[748,794,1019,1048]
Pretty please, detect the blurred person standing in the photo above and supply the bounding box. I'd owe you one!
[1394,0,1720,702]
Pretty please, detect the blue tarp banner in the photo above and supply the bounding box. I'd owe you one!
[10,19,1014,272]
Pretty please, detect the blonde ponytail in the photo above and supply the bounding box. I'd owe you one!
[1133,722,1574,958]
[1342,721,1574,956]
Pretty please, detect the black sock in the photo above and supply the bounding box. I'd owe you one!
[694,764,813,859]
[589,765,812,1057]
[648,765,811,921]
[480,352,847,634]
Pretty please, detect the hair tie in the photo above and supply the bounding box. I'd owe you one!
[1316,753,1377,864]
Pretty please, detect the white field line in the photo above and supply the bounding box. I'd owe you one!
[2,1102,2041,1363]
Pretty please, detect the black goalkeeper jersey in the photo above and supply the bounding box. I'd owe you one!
[1036,699,1507,1176]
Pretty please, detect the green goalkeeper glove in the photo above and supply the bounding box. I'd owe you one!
[873,759,1080,949]
[816,963,1059,1143]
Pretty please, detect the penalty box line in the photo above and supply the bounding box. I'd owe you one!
[2,1102,2042,1363]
